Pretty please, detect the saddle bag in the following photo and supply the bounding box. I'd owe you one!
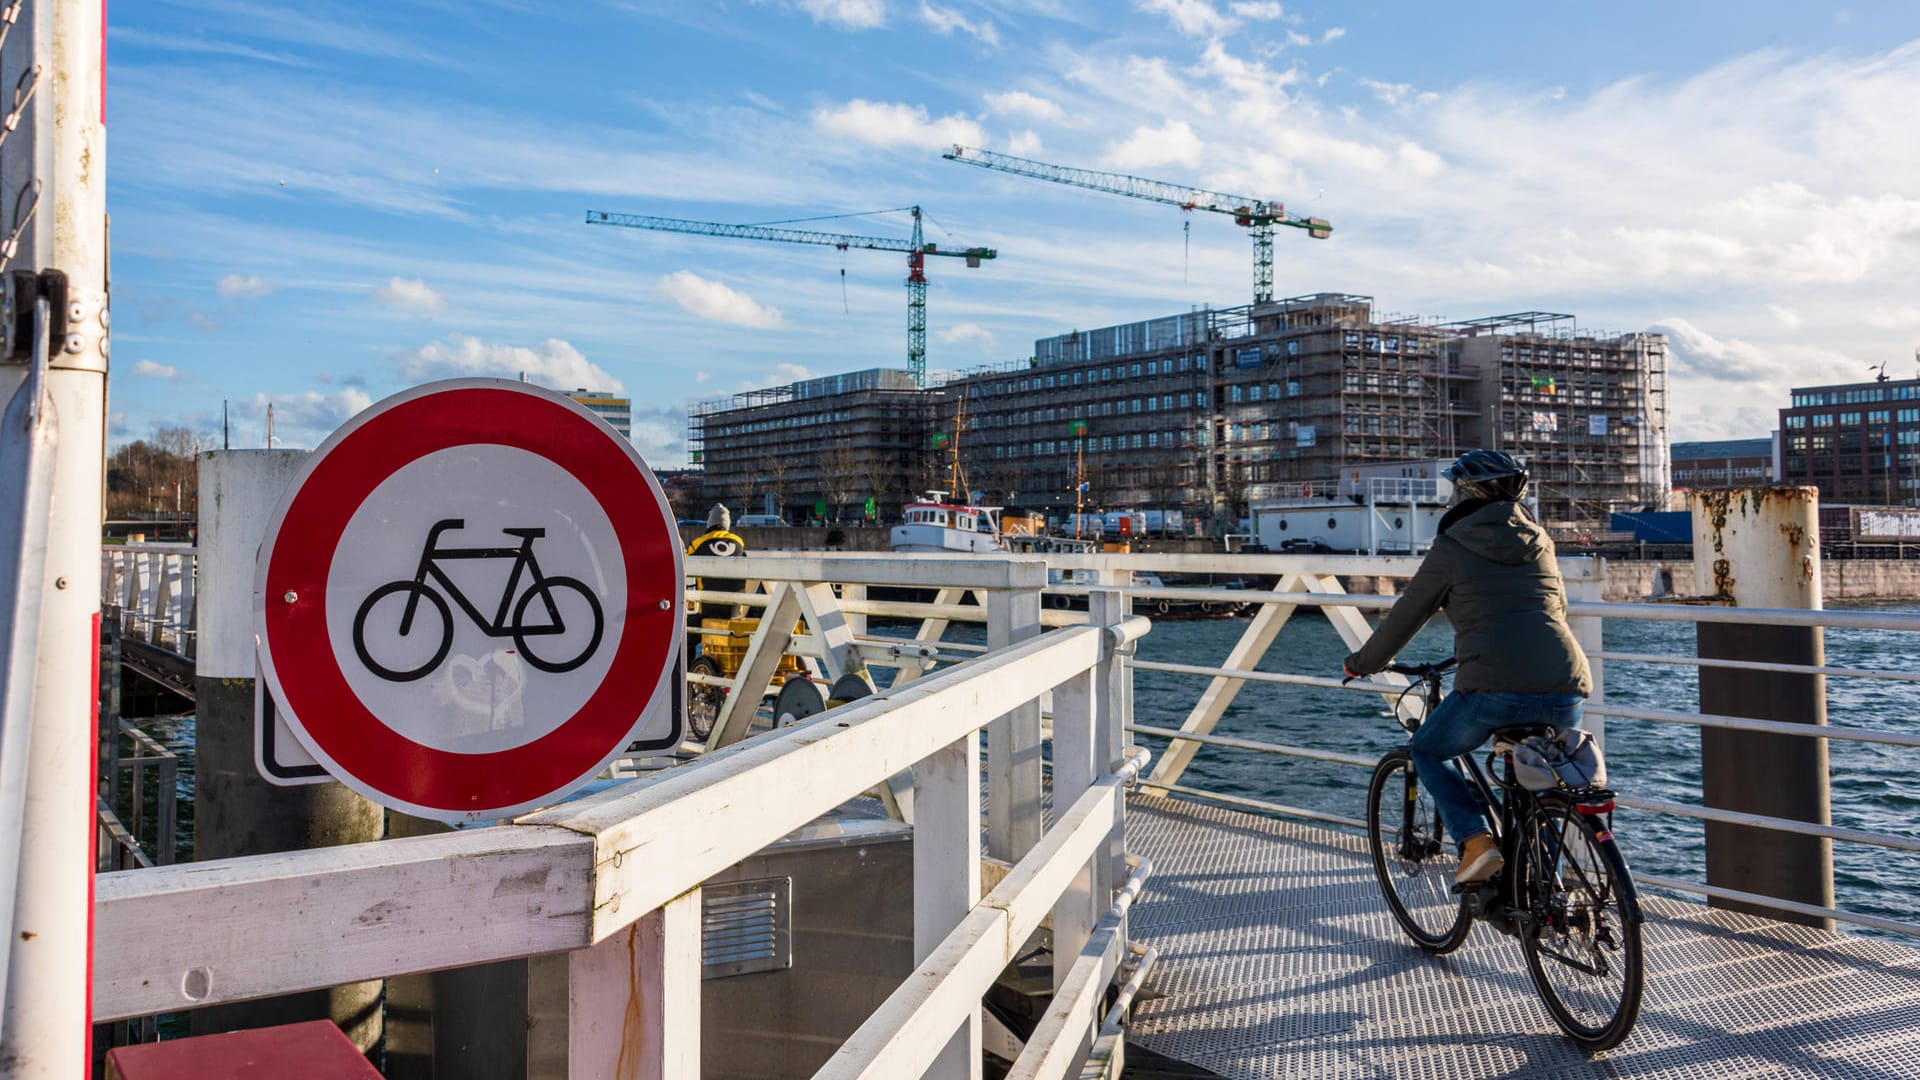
[1509,728,1607,793]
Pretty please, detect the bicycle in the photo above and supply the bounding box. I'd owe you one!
[352,518,605,682]
[1363,658,1645,1051]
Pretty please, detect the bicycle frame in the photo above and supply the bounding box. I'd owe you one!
[400,519,565,638]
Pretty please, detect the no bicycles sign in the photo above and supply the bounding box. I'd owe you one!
[253,379,684,822]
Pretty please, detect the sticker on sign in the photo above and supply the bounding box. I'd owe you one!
[253,380,683,822]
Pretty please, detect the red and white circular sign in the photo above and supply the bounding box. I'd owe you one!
[254,379,683,822]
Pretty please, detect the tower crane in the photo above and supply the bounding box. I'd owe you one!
[942,145,1329,305]
[586,207,995,389]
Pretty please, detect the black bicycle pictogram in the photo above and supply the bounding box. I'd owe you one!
[352,518,605,682]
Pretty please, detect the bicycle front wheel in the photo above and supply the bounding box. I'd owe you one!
[1367,750,1471,953]
[1519,800,1645,1051]
[512,577,606,674]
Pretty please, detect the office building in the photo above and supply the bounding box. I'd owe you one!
[1779,374,1920,505]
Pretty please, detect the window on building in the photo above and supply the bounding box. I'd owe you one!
[1131,363,1142,377]
[1813,414,1834,427]
[1840,412,1862,425]
[1230,386,1243,403]
[1248,384,1263,402]
[1147,360,1158,375]
[1870,410,1890,424]
[1180,392,1191,408]
[1148,432,1159,447]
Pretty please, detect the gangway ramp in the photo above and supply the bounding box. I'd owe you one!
[1123,793,1920,1079]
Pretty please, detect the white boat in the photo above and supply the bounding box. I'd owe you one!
[890,492,1007,554]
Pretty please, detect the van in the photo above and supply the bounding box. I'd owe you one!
[736,514,785,528]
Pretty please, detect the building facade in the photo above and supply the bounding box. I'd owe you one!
[687,295,1673,530]
[1671,437,1777,491]
[1779,375,1920,505]
[568,389,633,440]
[689,368,937,523]
[950,297,1669,528]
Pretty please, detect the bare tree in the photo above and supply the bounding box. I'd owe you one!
[1145,461,1184,536]
[755,448,793,521]
[859,451,898,523]
[819,436,862,523]
[1218,461,1252,531]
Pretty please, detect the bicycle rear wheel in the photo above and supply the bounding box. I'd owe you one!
[1519,800,1645,1051]
[1367,750,1471,953]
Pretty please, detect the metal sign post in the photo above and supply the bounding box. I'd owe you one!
[0,0,108,1074]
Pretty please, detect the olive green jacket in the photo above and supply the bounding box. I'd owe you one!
[1343,500,1592,697]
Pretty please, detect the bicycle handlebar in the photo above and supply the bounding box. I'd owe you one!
[1385,657,1457,679]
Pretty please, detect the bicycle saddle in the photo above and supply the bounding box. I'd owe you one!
[500,527,547,539]
[1491,723,1555,743]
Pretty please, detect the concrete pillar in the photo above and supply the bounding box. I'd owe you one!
[1690,487,1834,928]
[189,451,387,1046]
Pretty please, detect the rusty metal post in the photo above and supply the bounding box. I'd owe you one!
[1691,487,1834,928]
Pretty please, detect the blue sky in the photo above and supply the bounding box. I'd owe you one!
[109,1,1920,460]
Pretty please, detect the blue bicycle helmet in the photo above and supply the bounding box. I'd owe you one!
[1445,449,1528,502]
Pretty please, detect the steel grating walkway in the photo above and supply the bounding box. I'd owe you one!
[1122,793,1920,1079]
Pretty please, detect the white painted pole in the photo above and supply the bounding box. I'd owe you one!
[1562,556,1606,751]
[0,0,108,1073]
[915,732,982,1080]
[567,889,702,1079]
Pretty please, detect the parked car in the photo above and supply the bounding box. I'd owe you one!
[736,514,785,528]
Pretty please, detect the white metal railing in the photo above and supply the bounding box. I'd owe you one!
[1058,548,1920,939]
[98,542,197,657]
[94,560,1151,1079]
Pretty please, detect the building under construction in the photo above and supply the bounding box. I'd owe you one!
[688,294,1670,531]
[689,368,938,523]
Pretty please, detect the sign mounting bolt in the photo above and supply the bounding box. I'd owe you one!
[657,598,670,611]
[283,591,298,604]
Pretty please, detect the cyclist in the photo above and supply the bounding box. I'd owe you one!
[1341,449,1592,887]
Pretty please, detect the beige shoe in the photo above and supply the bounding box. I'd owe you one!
[1456,832,1504,886]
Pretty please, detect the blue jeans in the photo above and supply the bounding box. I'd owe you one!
[1409,691,1585,848]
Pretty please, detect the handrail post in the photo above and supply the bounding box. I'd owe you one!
[565,889,702,1080]
[985,565,1045,860]
[1691,487,1834,928]
[1088,589,1130,902]
[1562,556,1606,750]
[916,730,982,1079]
[1049,642,1096,1033]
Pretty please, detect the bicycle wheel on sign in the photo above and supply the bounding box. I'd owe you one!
[512,576,606,674]
[1367,750,1471,953]
[353,581,454,682]
[1519,799,1645,1051]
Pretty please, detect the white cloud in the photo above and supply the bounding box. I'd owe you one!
[394,335,623,393]
[1229,1,1285,18]
[920,2,997,46]
[1104,119,1205,170]
[984,90,1064,122]
[216,273,275,299]
[654,271,785,329]
[813,99,985,149]
[131,359,178,380]
[1138,0,1235,37]
[1321,26,1345,43]
[1358,78,1434,107]
[798,0,886,30]
[251,388,376,449]
[1769,304,1804,329]
[374,277,447,314]
[1006,129,1043,156]
[936,322,996,347]
[1867,306,1920,329]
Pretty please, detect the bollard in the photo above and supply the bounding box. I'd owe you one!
[1690,487,1834,928]
[188,452,387,1047]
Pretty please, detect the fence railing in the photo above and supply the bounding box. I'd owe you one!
[95,557,1150,1080]
[98,542,196,658]
[1047,548,1920,939]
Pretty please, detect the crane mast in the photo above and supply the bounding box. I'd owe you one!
[587,207,995,388]
[943,145,1329,304]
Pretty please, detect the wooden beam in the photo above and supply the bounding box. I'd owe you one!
[93,828,594,1021]
[567,888,701,1080]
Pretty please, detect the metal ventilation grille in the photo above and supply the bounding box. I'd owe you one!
[702,877,792,980]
